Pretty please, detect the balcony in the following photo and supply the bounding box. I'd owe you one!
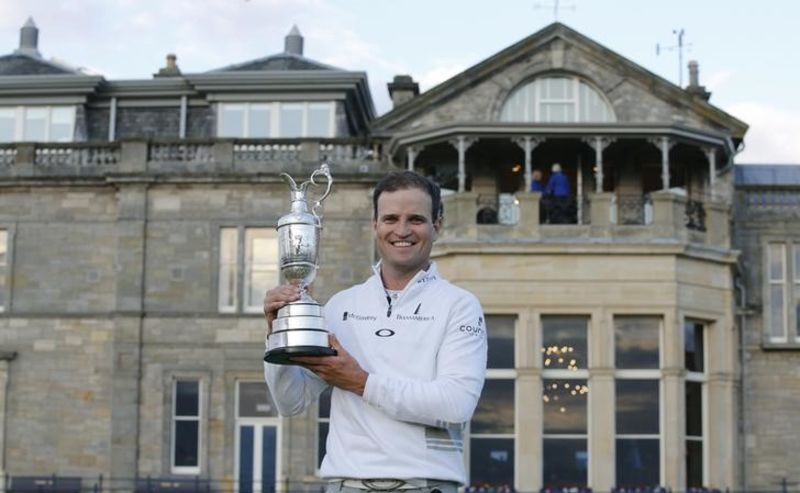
[440,190,730,249]
[0,138,385,178]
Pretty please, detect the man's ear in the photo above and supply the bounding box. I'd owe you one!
[433,216,443,235]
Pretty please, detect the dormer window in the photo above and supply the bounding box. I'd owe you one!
[217,102,334,138]
[0,106,76,142]
[500,76,615,123]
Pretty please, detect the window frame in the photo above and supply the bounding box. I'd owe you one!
[499,76,616,124]
[217,226,279,314]
[612,315,664,488]
[683,318,708,489]
[170,378,203,475]
[764,240,800,346]
[0,228,9,313]
[0,105,76,142]
[217,102,335,139]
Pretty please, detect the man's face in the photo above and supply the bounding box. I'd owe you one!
[373,187,441,279]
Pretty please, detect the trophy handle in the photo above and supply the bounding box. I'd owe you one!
[280,172,301,192]
[309,164,333,218]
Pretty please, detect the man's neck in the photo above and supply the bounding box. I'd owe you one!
[379,262,430,291]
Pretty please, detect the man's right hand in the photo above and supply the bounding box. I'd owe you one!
[263,284,302,334]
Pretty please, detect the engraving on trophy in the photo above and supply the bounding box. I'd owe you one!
[264,164,337,365]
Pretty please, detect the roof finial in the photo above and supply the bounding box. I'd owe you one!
[285,25,304,56]
[15,16,41,58]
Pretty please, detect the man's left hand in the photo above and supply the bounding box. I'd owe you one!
[291,335,368,396]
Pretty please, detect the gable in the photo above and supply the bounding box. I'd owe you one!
[372,23,747,139]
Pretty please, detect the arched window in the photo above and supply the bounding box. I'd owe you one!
[499,76,615,123]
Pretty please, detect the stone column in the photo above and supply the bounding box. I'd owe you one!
[662,310,683,488]
[513,137,544,191]
[441,192,478,240]
[109,97,118,142]
[179,95,188,139]
[406,145,419,171]
[515,192,542,237]
[0,352,17,492]
[589,192,614,228]
[588,310,614,491]
[583,137,615,193]
[704,147,717,198]
[449,136,476,192]
[649,137,675,190]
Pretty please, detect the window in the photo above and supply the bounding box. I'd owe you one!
[766,242,800,343]
[614,316,661,488]
[217,102,333,138]
[541,316,589,489]
[500,76,614,123]
[218,227,279,313]
[469,315,516,490]
[684,320,706,489]
[172,379,201,474]
[0,230,7,312]
[0,106,76,142]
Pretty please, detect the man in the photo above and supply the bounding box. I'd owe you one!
[263,171,487,493]
[530,169,544,192]
[544,163,572,223]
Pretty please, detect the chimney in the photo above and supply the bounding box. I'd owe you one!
[154,53,182,77]
[685,60,711,101]
[285,25,304,56]
[387,75,420,108]
[14,17,41,58]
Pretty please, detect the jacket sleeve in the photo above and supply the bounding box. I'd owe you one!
[361,292,487,428]
[263,352,329,417]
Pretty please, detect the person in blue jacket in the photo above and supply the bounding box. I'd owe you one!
[530,169,544,192]
[545,163,573,223]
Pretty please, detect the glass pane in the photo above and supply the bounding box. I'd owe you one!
[686,439,703,488]
[249,104,271,138]
[262,426,277,486]
[279,104,303,137]
[616,438,660,487]
[307,104,331,137]
[174,420,199,466]
[795,245,800,281]
[543,378,588,434]
[49,107,74,142]
[220,104,245,137]
[469,437,514,489]
[317,421,329,468]
[247,268,278,309]
[23,108,47,141]
[0,109,15,141]
[0,230,7,264]
[319,387,332,418]
[471,379,514,434]
[686,381,702,438]
[615,316,660,369]
[796,290,800,340]
[218,228,238,311]
[684,320,704,372]
[541,316,588,370]
[542,439,588,488]
[486,315,515,369]
[616,379,659,434]
[245,229,278,309]
[770,284,785,339]
[175,380,199,417]
[769,243,785,281]
[238,381,277,418]
[239,425,254,493]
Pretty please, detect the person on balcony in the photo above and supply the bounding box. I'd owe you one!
[530,169,544,192]
[545,163,573,224]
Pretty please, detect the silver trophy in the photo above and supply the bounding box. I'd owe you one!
[264,164,337,365]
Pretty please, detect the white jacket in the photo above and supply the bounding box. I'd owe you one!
[263,262,487,484]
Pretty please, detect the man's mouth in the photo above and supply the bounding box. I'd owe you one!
[391,240,414,247]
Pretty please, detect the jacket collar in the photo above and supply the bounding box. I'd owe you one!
[370,260,439,293]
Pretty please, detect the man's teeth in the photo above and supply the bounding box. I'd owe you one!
[393,241,413,246]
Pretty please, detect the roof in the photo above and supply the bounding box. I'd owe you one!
[735,164,800,186]
[372,22,749,140]
[0,53,78,76]
[209,53,342,73]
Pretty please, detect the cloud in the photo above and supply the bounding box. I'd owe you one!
[726,102,800,164]
[704,70,733,93]
[417,62,467,92]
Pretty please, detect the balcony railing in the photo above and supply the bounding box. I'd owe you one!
[0,138,384,177]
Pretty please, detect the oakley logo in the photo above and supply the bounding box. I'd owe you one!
[375,329,396,337]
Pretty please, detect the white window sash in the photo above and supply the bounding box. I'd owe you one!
[767,243,788,342]
[218,228,239,313]
[171,380,202,474]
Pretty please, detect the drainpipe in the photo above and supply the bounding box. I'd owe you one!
[734,273,748,490]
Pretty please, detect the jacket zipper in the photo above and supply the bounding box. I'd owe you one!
[385,293,393,318]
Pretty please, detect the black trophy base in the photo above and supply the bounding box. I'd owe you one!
[264,346,337,365]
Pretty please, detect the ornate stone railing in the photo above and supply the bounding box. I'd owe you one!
[148,142,214,163]
[234,142,302,162]
[34,145,120,167]
[0,147,16,166]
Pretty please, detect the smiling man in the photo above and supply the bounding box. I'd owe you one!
[263,171,487,493]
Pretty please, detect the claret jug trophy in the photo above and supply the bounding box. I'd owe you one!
[264,164,337,365]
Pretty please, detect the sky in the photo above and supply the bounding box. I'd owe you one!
[0,0,797,164]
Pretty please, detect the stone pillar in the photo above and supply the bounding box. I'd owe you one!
[214,140,235,172]
[513,137,544,191]
[179,95,188,139]
[515,192,542,237]
[662,310,683,489]
[110,184,148,480]
[0,352,17,492]
[109,97,118,142]
[517,370,543,491]
[589,192,614,228]
[119,141,149,174]
[649,137,675,190]
[449,136,476,193]
[583,137,615,193]
[406,145,419,171]
[707,310,737,489]
[13,143,34,177]
[704,147,717,198]
[651,190,686,239]
[441,192,477,240]
[706,201,730,248]
[588,310,614,491]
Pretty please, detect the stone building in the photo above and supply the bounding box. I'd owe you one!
[0,15,795,493]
